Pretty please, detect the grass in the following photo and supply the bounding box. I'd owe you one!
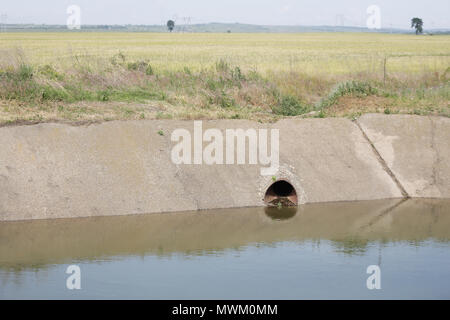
[0,32,449,125]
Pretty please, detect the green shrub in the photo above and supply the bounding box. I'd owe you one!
[272,94,309,116]
[441,67,450,82]
[17,64,34,81]
[97,90,110,101]
[215,59,230,73]
[216,90,236,108]
[38,65,63,80]
[110,52,126,65]
[318,80,378,109]
[145,65,154,76]
[127,60,153,73]
[0,64,34,82]
[41,86,69,101]
[183,67,192,75]
[231,67,244,81]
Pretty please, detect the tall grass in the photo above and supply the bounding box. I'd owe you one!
[1,53,448,115]
[0,34,449,122]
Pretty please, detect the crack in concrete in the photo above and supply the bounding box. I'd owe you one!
[354,120,410,199]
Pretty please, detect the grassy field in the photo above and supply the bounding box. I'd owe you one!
[0,32,449,125]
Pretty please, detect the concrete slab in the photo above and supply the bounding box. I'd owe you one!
[358,114,450,198]
[0,118,405,221]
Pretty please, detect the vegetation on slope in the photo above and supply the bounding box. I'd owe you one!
[0,33,448,125]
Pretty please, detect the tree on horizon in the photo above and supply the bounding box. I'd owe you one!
[167,20,175,32]
[411,17,423,35]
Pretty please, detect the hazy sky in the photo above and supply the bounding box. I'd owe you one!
[1,0,449,29]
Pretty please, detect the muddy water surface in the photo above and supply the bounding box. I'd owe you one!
[1,199,449,299]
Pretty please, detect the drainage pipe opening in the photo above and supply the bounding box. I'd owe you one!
[264,180,298,207]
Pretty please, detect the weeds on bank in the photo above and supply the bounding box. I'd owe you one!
[317,81,378,109]
[0,51,448,123]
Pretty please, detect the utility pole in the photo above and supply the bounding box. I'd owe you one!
[172,14,178,32]
[0,13,7,32]
[181,16,192,33]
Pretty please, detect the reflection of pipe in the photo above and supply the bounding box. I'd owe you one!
[264,206,298,221]
[0,199,449,269]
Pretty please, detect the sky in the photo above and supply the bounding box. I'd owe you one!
[0,0,449,29]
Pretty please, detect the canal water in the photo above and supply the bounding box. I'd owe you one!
[1,199,449,299]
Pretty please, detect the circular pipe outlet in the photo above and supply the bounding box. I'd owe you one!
[264,180,298,207]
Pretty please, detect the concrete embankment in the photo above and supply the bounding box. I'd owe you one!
[0,114,449,221]
[358,114,450,198]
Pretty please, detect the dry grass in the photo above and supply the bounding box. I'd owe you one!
[0,32,449,125]
[1,32,449,74]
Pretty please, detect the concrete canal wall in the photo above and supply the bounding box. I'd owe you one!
[0,114,449,221]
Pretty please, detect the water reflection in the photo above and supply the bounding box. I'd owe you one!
[264,206,298,220]
[0,198,449,271]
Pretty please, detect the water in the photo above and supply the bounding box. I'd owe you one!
[1,198,449,300]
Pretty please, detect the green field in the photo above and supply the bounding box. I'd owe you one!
[0,32,449,124]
